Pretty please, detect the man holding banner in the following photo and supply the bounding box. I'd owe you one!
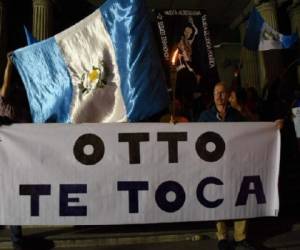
[198,82,254,250]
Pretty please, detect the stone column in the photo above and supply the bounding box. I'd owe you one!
[0,0,7,82]
[289,0,300,85]
[239,22,260,91]
[32,0,53,40]
[256,0,282,91]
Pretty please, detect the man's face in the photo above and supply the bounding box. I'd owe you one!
[214,84,228,106]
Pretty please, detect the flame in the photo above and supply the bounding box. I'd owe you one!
[171,49,179,65]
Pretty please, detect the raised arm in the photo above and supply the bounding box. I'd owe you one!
[0,52,13,98]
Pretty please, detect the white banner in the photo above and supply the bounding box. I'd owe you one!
[0,123,280,225]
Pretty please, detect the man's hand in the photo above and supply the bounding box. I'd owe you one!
[275,119,284,130]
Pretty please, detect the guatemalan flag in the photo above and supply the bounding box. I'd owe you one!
[244,8,298,51]
[12,0,169,123]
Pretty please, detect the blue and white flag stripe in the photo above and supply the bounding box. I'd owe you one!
[12,0,169,123]
[244,8,298,51]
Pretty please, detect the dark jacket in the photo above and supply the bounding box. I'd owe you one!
[197,105,244,122]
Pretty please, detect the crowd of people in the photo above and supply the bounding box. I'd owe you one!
[1,50,300,250]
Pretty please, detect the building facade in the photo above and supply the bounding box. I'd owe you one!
[0,0,299,94]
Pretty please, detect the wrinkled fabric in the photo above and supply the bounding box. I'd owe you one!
[55,10,126,123]
[12,38,73,123]
[12,0,168,123]
[100,0,169,121]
